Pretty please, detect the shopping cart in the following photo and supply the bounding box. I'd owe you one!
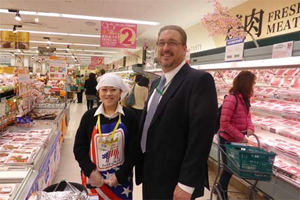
[210,133,276,200]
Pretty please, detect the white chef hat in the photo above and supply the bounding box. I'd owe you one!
[96,73,129,101]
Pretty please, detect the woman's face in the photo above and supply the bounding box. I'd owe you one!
[99,86,122,108]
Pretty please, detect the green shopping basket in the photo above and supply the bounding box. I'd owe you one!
[225,144,276,181]
[70,85,78,91]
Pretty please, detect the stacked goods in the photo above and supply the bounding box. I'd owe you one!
[0,129,51,165]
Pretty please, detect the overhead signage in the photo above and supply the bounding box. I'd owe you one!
[18,67,30,96]
[38,47,56,56]
[100,21,137,49]
[0,66,16,74]
[49,56,67,81]
[0,31,29,49]
[90,56,104,67]
[225,37,245,62]
[0,55,11,66]
[272,41,293,59]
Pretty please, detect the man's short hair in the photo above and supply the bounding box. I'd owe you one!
[157,25,187,45]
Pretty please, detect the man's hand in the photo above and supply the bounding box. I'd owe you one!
[89,170,104,187]
[104,174,119,187]
[173,185,192,200]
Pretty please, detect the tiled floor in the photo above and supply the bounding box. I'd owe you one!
[53,95,246,200]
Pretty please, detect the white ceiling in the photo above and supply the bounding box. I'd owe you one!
[0,0,246,66]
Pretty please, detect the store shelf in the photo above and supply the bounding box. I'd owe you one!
[192,56,300,71]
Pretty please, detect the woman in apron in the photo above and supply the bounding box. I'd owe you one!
[74,73,138,200]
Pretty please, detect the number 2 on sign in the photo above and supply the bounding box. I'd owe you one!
[119,28,136,46]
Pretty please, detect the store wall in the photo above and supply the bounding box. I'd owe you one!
[186,0,300,50]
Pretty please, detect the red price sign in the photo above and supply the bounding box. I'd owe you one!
[101,21,137,49]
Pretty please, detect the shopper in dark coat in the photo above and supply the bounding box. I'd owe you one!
[84,73,97,110]
[135,25,218,200]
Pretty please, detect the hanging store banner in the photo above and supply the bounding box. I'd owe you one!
[225,37,245,62]
[0,55,11,66]
[0,66,16,74]
[90,56,104,66]
[0,31,29,49]
[38,47,56,56]
[100,21,137,49]
[18,67,30,96]
[49,56,67,81]
[272,41,293,59]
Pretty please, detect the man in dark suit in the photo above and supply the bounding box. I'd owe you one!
[135,25,218,200]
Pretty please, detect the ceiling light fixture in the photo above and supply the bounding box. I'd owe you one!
[30,40,99,47]
[12,26,17,33]
[34,12,39,22]
[46,44,50,49]
[12,25,22,33]
[15,10,21,21]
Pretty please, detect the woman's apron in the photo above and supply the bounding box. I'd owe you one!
[81,116,133,200]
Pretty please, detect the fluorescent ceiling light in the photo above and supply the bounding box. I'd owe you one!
[30,40,71,45]
[30,40,101,48]
[0,9,159,25]
[61,14,159,25]
[0,9,8,13]
[69,33,100,38]
[75,53,112,57]
[73,43,99,47]
[83,50,117,54]
[38,12,61,17]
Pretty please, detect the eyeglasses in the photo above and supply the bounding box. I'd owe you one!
[157,40,182,47]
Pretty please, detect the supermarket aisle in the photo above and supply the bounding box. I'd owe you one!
[52,95,212,199]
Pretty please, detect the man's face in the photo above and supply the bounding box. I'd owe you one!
[157,30,187,72]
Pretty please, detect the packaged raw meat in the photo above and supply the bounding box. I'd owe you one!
[1,144,22,151]
[290,77,300,89]
[0,184,16,196]
[5,154,31,164]
[276,69,287,76]
[270,76,283,87]
[285,68,299,76]
[0,152,9,163]
[281,77,294,87]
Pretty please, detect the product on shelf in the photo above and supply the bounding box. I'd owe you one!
[213,67,300,187]
[27,109,58,120]
[5,154,31,164]
[0,128,52,165]
[0,184,16,196]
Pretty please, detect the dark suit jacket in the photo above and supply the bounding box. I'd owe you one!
[135,63,218,199]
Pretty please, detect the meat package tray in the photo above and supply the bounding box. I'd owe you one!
[0,183,16,197]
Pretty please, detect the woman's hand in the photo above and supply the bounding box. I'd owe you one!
[104,174,119,187]
[241,137,248,143]
[89,170,104,187]
[246,129,254,137]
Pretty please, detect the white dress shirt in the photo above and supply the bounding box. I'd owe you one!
[94,103,125,118]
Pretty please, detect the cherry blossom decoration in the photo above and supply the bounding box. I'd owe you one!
[201,0,247,39]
